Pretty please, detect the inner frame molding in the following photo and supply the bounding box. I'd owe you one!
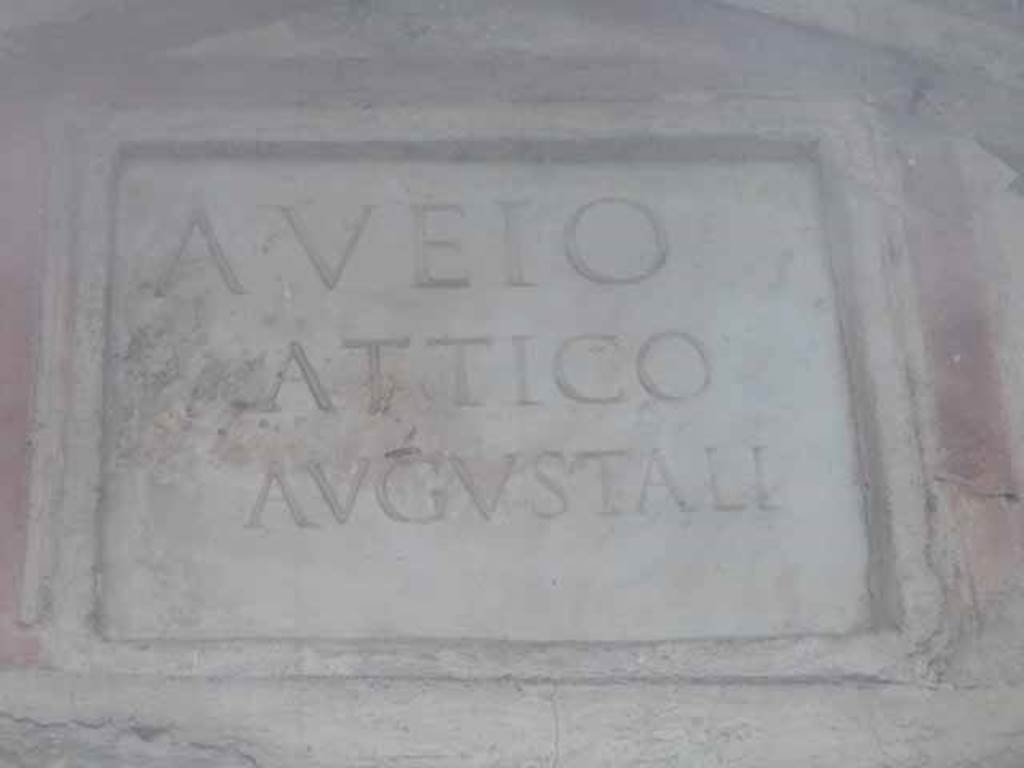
[29,102,943,680]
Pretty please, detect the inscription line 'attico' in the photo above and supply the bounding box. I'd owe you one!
[251,334,712,412]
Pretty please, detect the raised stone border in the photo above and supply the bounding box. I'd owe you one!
[19,99,948,680]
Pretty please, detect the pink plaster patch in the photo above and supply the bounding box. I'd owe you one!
[903,142,1023,600]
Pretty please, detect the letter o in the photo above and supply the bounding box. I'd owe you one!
[564,198,669,284]
[636,331,710,401]
[554,334,626,404]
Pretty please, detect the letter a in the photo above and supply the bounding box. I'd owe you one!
[246,464,317,529]
[637,450,687,514]
[264,341,335,412]
[155,207,245,296]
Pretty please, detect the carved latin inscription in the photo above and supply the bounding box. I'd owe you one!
[104,148,870,642]
[250,335,710,412]
[155,198,676,293]
[246,447,778,529]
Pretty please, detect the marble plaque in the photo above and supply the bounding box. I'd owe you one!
[101,140,870,642]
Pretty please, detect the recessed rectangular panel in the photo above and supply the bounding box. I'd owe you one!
[102,141,869,642]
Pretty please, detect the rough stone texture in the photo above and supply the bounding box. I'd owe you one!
[0,713,257,768]
[0,106,44,666]
[1,1,1024,765]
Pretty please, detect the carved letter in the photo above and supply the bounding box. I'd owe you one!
[637,450,687,514]
[753,446,782,510]
[277,204,374,290]
[451,454,517,521]
[499,200,535,286]
[246,464,317,529]
[264,341,334,412]
[705,446,782,511]
[412,203,470,288]
[510,336,541,406]
[533,451,568,519]
[572,450,629,516]
[376,455,448,524]
[636,331,711,401]
[426,337,493,407]
[555,335,625,404]
[343,337,411,414]
[705,447,745,511]
[307,459,371,525]
[156,208,245,296]
[564,198,668,284]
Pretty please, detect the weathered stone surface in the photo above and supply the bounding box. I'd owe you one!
[0,713,257,768]
[102,143,866,643]
[2,0,1024,765]
[0,106,44,666]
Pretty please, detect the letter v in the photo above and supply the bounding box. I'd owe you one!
[156,207,245,296]
[307,459,370,525]
[451,454,517,521]
[277,204,374,290]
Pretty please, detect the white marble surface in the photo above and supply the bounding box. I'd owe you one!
[104,151,867,641]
